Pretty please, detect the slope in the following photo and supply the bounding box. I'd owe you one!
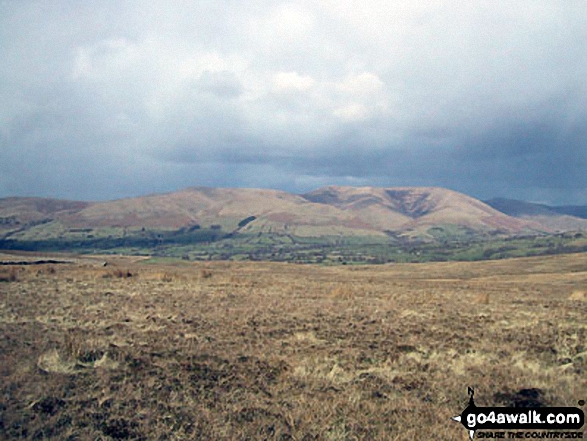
[485,198,587,232]
[0,187,544,243]
[303,187,542,235]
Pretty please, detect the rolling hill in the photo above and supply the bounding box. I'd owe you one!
[484,198,587,232]
[0,187,545,244]
[302,186,541,235]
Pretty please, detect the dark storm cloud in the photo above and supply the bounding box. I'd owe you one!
[1,1,586,203]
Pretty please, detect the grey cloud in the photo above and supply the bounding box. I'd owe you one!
[1,1,587,204]
[196,71,244,98]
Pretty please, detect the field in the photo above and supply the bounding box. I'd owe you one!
[3,229,587,264]
[1,251,586,440]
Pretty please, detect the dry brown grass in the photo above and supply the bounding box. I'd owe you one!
[568,290,587,301]
[0,254,586,439]
[200,268,213,279]
[0,266,20,282]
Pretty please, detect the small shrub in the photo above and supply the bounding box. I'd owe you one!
[109,269,136,278]
[0,268,19,282]
[161,272,173,282]
[200,269,213,279]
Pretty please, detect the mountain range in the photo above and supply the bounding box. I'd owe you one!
[3,186,586,247]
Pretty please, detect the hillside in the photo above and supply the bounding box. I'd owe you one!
[5,187,587,262]
[485,198,587,232]
[302,186,541,235]
[0,187,543,243]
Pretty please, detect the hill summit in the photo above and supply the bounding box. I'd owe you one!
[0,186,543,242]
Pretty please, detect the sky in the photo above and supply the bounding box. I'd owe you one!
[1,1,586,204]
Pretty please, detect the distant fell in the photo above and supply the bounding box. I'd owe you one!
[0,187,544,242]
[302,186,542,235]
[485,198,587,232]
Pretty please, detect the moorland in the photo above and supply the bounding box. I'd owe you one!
[1,251,586,440]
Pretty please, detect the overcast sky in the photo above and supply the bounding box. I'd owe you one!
[1,1,586,204]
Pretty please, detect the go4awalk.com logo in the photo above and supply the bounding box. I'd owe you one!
[452,388,585,440]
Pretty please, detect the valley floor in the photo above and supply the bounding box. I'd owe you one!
[0,252,586,439]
